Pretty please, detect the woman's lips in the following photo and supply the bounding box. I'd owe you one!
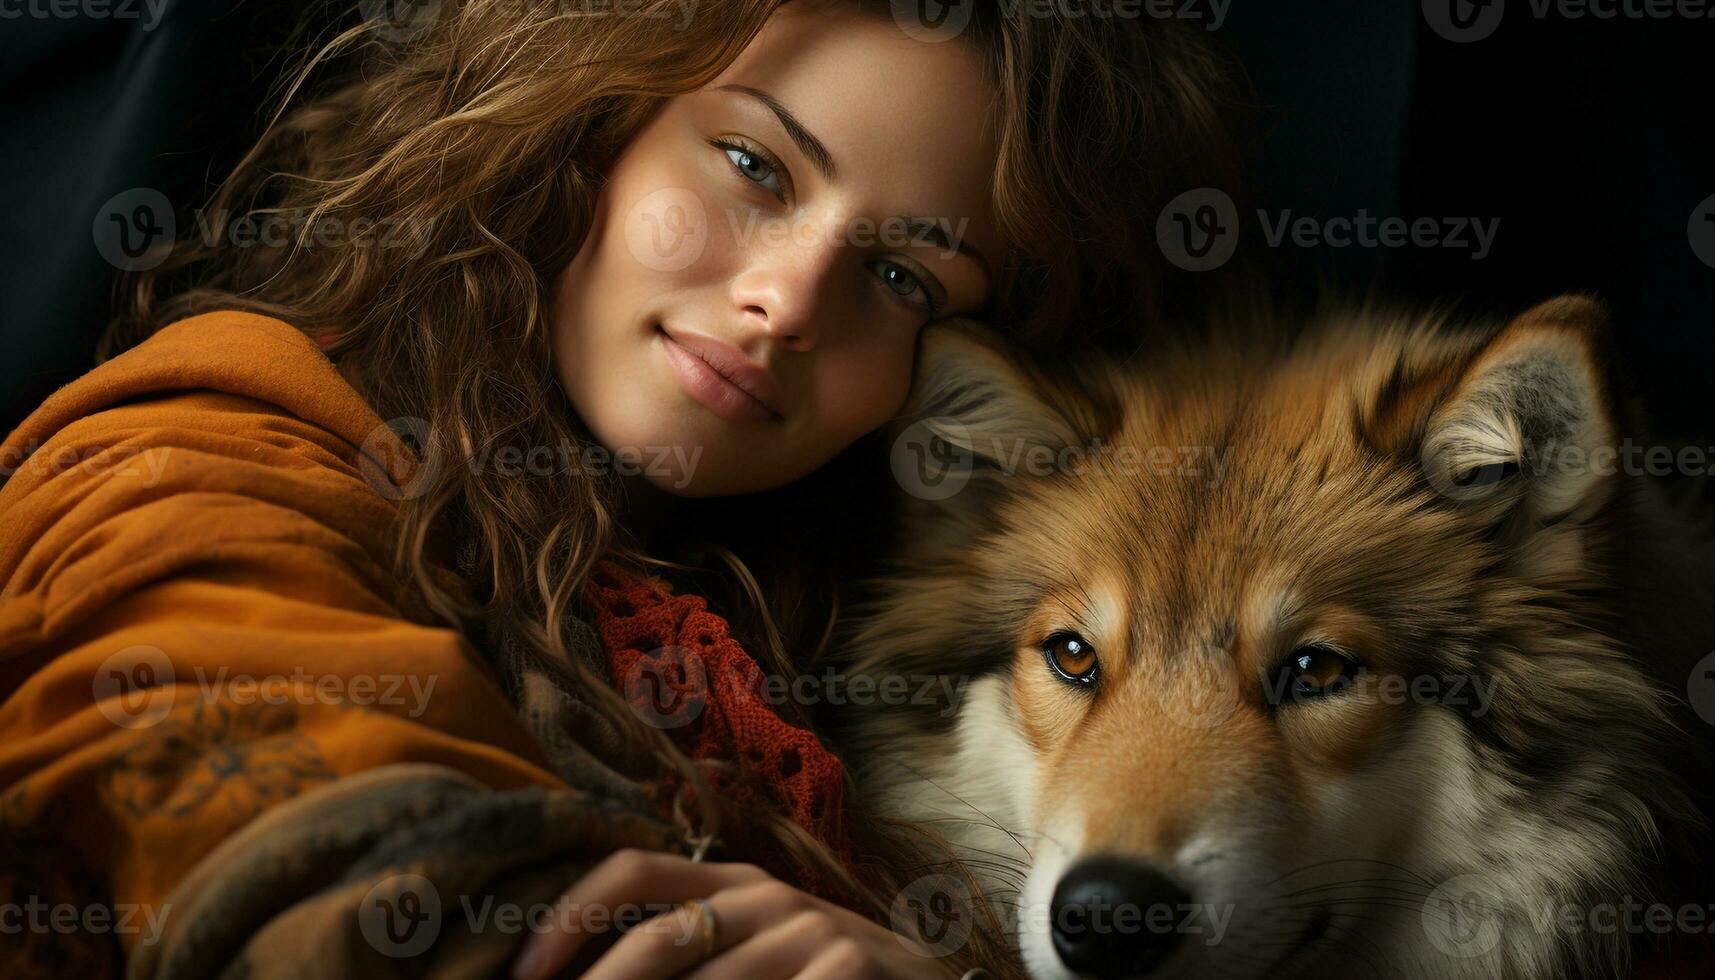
[656,326,784,426]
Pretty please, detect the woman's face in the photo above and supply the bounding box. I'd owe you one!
[551,3,1002,496]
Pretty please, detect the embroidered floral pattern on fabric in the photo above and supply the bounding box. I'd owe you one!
[99,699,336,823]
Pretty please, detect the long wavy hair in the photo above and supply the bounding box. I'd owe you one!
[101,0,1245,972]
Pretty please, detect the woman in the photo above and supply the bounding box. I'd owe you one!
[0,1,1239,977]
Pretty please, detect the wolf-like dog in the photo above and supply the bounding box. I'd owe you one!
[832,296,1714,980]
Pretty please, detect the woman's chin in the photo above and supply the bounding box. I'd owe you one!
[609,438,780,498]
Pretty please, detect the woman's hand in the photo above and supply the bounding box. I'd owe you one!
[511,848,963,980]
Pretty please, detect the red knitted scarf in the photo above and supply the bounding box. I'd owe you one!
[583,560,855,898]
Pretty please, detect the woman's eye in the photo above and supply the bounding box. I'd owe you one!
[1272,644,1364,704]
[721,145,784,199]
[1044,632,1098,685]
[868,260,937,316]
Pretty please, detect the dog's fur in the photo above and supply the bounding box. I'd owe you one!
[831,297,1714,980]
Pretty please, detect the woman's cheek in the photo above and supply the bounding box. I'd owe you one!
[814,334,918,442]
[613,171,728,282]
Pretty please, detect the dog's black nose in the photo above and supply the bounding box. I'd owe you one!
[1050,857,1192,978]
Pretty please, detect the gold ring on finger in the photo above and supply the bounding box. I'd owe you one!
[685,898,718,960]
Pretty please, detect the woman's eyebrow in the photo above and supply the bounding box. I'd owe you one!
[902,217,992,284]
[712,84,838,181]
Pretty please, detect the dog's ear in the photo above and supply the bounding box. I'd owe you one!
[899,319,1087,463]
[1419,295,1620,526]
[884,319,1106,546]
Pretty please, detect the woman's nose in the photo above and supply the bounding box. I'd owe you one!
[728,239,843,353]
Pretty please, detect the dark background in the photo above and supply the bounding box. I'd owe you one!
[1219,0,1712,445]
[1,0,1710,442]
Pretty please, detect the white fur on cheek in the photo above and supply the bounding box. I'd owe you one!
[955,678,1090,979]
[954,675,1042,830]
[871,676,1045,940]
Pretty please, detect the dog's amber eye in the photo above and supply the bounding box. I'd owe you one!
[1272,644,1363,704]
[1044,632,1098,685]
